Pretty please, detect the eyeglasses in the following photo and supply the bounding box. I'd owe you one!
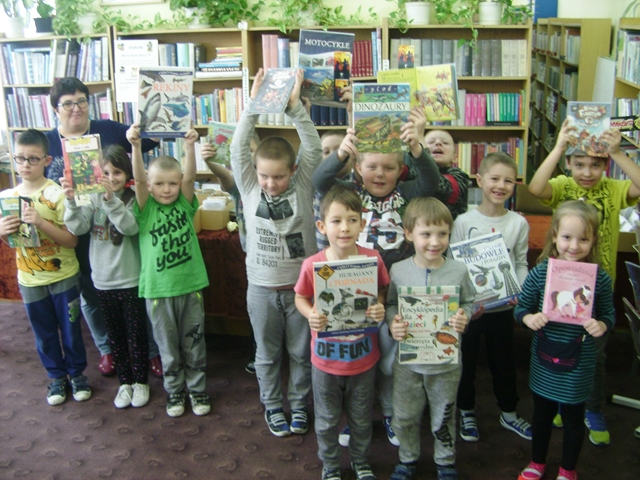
[13,155,46,165]
[57,98,89,111]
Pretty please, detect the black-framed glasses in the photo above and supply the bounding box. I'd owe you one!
[57,98,89,111]
[13,155,46,165]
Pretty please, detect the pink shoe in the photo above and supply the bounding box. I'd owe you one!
[518,461,545,480]
[556,468,577,480]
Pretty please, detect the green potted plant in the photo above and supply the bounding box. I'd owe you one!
[386,0,432,32]
[169,0,207,28]
[200,0,264,28]
[266,0,322,33]
[54,0,98,36]
[34,0,54,33]
[2,0,34,38]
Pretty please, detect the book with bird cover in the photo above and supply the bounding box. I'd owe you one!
[398,285,460,365]
[542,258,598,325]
[313,256,379,338]
[449,232,520,311]
[61,134,104,206]
[0,196,41,248]
[248,68,297,115]
[566,101,612,157]
[137,66,194,139]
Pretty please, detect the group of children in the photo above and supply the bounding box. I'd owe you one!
[1,69,638,480]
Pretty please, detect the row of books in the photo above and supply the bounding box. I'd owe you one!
[195,45,243,78]
[309,105,349,127]
[456,138,525,176]
[193,88,244,125]
[158,42,205,69]
[613,96,640,145]
[462,92,524,127]
[610,145,640,179]
[616,29,640,85]
[533,30,561,57]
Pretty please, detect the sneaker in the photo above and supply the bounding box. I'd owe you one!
[499,413,532,440]
[459,411,479,442]
[166,391,186,417]
[114,384,133,408]
[70,375,92,402]
[389,463,417,480]
[383,416,400,446]
[189,392,211,416]
[584,410,610,446]
[149,356,163,378]
[291,407,309,434]
[553,413,563,428]
[338,425,350,447]
[131,383,150,408]
[518,461,546,480]
[556,467,577,480]
[436,465,458,480]
[245,359,256,374]
[47,377,68,406]
[265,408,291,437]
[351,462,376,480]
[321,467,342,480]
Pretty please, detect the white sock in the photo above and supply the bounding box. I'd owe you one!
[502,411,518,422]
[460,408,474,415]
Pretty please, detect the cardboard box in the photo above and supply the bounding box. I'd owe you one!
[200,203,233,231]
[618,231,638,253]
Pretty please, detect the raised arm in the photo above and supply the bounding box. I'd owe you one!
[181,129,199,204]
[312,130,357,194]
[529,119,575,199]
[126,124,149,210]
[201,142,236,192]
[603,128,640,200]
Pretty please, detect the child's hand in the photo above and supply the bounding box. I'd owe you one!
[288,68,304,109]
[337,127,358,162]
[60,177,75,200]
[366,303,385,323]
[449,308,469,333]
[584,318,607,338]
[507,296,519,307]
[126,124,142,147]
[390,314,408,341]
[401,106,427,156]
[21,206,43,229]
[308,308,328,333]
[523,312,549,331]
[601,128,621,154]
[100,175,114,201]
[183,128,199,146]
[340,85,353,114]
[555,119,577,152]
[250,68,265,100]
[200,142,218,161]
[471,303,485,321]
[0,214,20,236]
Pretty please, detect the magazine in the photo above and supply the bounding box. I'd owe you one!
[566,101,612,157]
[204,122,236,166]
[352,82,411,153]
[248,68,297,115]
[62,134,104,207]
[0,196,40,248]
[542,258,598,325]
[377,64,459,122]
[449,232,521,310]
[398,285,460,365]
[137,66,194,139]
[298,29,354,108]
[313,256,379,338]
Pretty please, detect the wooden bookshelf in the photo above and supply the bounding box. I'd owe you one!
[613,18,640,148]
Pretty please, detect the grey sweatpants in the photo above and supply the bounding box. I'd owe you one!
[392,361,461,467]
[247,283,311,411]
[146,291,206,395]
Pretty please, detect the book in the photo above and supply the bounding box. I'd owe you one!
[565,101,612,157]
[398,285,460,365]
[137,66,194,139]
[352,82,411,153]
[313,256,379,338]
[449,232,521,311]
[377,64,459,122]
[0,196,41,248]
[248,68,297,115]
[205,121,236,166]
[398,44,415,68]
[542,258,598,325]
[62,134,105,206]
[298,29,354,108]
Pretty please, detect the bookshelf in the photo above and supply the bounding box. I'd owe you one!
[614,17,640,148]
[0,32,116,185]
[529,18,611,177]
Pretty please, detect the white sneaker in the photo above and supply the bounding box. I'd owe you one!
[131,383,150,408]
[114,384,132,408]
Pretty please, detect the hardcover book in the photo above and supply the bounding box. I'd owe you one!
[566,101,612,157]
[0,196,40,248]
[313,256,379,338]
[398,44,415,69]
[352,82,411,153]
[377,64,459,122]
[398,285,460,365]
[205,121,236,166]
[542,258,598,325]
[62,134,104,206]
[248,68,297,115]
[449,232,521,310]
[137,66,194,139]
[298,29,354,109]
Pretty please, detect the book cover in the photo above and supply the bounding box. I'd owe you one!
[313,256,379,338]
[298,29,354,108]
[248,68,297,115]
[0,196,41,248]
[137,66,194,139]
[352,82,411,153]
[205,121,236,166]
[398,285,460,365]
[542,258,598,325]
[398,44,415,68]
[449,232,521,310]
[566,101,612,157]
[62,134,104,206]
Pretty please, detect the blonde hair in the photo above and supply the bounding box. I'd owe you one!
[356,151,404,168]
[403,197,453,233]
[478,152,518,176]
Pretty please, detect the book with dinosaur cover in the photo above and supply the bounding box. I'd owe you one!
[62,134,104,207]
[352,82,411,153]
[0,196,40,248]
[542,258,597,325]
[566,101,612,157]
[398,285,460,365]
[313,256,379,338]
[298,29,354,109]
[205,121,236,166]
[248,68,297,115]
[449,232,520,311]
[137,66,194,139]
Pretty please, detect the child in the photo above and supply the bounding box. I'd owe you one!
[386,197,474,480]
[514,200,614,480]
[230,68,322,437]
[450,152,532,442]
[127,125,210,418]
[62,144,149,409]
[295,185,389,480]
[528,122,640,445]
[0,129,89,406]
